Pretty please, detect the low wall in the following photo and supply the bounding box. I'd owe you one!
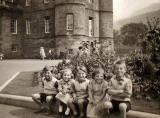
[0,94,159,118]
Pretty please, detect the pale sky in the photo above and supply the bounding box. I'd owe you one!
[113,0,160,22]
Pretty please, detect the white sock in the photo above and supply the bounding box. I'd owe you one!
[65,107,70,116]
[59,105,63,113]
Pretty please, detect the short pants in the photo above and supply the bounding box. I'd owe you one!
[40,93,56,103]
[110,100,131,112]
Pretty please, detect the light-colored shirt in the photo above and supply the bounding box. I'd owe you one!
[72,79,90,99]
[42,77,58,94]
[108,75,132,101]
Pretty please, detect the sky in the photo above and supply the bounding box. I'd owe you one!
[113,0,160,22]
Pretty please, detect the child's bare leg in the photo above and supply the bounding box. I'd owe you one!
[46,96,53,112]
[68,99,77,116]
[119,103,127,118]
[78,99,85,117]
[32,94,43,108]
[104,101,112,114]
[65,106,71,116]
[32,93,46,113]
[59,102,63,113]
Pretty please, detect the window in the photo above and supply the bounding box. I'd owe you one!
[11,44,18,52]
[26,0,31,6]
[88,0,93,3]
[45,16,50,33]
[44,0,49,4]
[68,49,73,54]
[26,19,31,34]
[89,17,94,37]
[66,14,74,30]
[11,19,17,34]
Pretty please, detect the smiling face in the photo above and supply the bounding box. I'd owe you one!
[94,70,104,84]
[114,63,126,78]
[77,70,86,82]
[45,70,52,81]
[63,70,72,82]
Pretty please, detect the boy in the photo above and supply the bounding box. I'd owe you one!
[32,66,58,114]
[108,60,132,118]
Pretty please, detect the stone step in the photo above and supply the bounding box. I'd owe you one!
[0,94,159,118]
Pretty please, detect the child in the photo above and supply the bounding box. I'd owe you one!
[69,66,90,117]
[40,47,46,60]
[108,60,132,118]
[87,67,112,118]
[32,66,58,114]
[56,68,75,116]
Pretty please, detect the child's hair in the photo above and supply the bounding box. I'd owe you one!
[43,66,51,73]
[60,68,74,79]
[113,59,127,70]
[77,66,87,73]
[92,67,106,79]
[76,66,88,78]
[113,59,127,76]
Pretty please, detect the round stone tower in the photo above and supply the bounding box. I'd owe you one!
[99,0,113,53]
[55,0,86,53]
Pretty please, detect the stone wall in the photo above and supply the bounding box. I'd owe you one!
[0,10,23,58]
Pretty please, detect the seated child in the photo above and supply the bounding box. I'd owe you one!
[87,67,112,118]
[108,60,132,118]
[32,66,58,114]
[56,68,75,116]
[69,66,90,117]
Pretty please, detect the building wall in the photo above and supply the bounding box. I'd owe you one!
[20,0,55,58]
[0,0,113,58]
[99,0,113,52]
[0,9,23,58]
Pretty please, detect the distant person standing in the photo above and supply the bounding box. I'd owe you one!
[40,47,46,60]
[0,52,4,61]
[48,48,53,60]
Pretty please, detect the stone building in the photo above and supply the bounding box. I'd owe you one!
[0,0,113,59]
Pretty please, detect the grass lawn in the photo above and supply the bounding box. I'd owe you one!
[0,71,43,97]
[1,71,160,114]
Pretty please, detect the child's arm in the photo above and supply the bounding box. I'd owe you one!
[108,81,123,95]
[88,81,94,103]
[71,82,76,97]
[58,80,63,93]
[98,81,109,102]
[118,79,132,98]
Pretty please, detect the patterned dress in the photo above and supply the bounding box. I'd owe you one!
[87,79,109,118]
[56,79,75,104]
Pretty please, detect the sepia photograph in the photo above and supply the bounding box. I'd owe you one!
[0,0,160,118]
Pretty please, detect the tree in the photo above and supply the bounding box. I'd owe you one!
[140,19,160,68]
[120,23,148,46]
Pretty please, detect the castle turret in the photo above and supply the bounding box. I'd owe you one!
[99,0,113,52]
[55,0,86,53]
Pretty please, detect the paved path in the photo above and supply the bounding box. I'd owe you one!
[0,104,57,118]
[0,59,61,86]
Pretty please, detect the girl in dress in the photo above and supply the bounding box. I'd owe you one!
[40,47,46,60]
[56,68,75,116]
[69,66,90,117]
[87,67,112,118]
